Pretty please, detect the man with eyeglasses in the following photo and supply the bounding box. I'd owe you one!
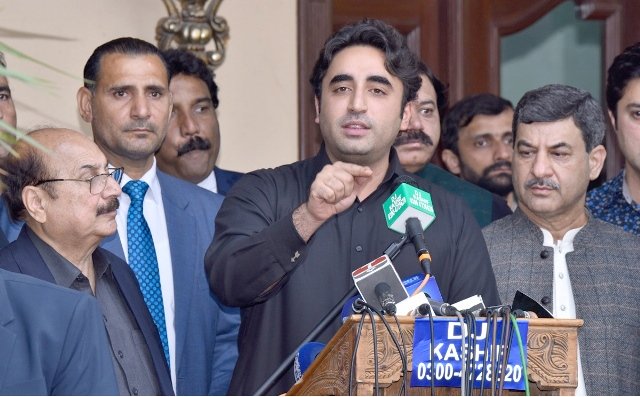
[0,127,174,395]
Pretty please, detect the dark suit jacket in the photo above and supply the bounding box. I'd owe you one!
[102,170,240,396]
[213,166,243,196]
[483,209,640,395]
[0,228,174,396]
[0,228,8,251]
[0,267,118,395]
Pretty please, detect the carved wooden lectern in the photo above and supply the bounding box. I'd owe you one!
[287,316,582,396]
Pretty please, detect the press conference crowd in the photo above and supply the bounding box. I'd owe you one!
[0,18,639,396]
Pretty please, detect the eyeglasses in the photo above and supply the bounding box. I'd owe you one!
[34,167,124,195]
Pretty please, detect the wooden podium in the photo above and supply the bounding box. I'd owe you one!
[287,316,583,396]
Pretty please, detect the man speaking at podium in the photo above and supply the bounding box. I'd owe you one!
[483,84,640,395]
[206,19,500,395]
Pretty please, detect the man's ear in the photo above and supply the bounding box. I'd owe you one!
[441,149,462,175]
[588,144,607,181]
[314,96,320,124]
[77,87,93,123]
[22,186,48,224]
[399,102,411,131]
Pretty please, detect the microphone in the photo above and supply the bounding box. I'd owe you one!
[478,306,510,317]
[391,174,419,189]
[412,297,459,316]
[383,177,436,235]
[374,282,397,314]
[512,309,533,319]
[293,342,326,382]
[351,298,366,314]
[351,255,409,313]
[405,217,432,275]
[410,303,431,316]
[383,177,435,276]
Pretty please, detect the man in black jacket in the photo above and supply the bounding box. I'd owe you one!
[206,19,500,395]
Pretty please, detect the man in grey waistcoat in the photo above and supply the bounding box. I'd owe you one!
[483,84,640,395]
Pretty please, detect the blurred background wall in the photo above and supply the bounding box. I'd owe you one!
[0,0,297,172]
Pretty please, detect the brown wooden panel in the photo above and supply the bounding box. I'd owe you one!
[331,0,448,94]
[298,0,332,159]
[457,0,564,97]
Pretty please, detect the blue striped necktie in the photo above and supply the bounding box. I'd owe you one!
[122,180,170,366]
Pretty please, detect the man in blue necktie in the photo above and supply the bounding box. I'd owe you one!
[122,179,170,365]
[76,37,239,396]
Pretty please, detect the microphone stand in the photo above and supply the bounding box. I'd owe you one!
[253,285,357,395]
[253,235,409,396]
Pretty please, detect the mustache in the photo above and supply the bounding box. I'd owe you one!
[123,120,157,133]
[394,129,434,147]
[177,136,211,157]
[525,178,560,190]
[96,198,120,216]
[482,160,512,177]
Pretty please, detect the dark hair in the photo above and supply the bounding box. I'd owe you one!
[1,141,56,221]
[418,60,448,117]
[161,49,219,109]
[83,37,168,91]
[513,84,605,152]
[310,19,421,110]
[606,42,640,121]
[441,93,513,153]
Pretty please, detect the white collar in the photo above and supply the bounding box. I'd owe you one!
[541,226,583,253]
[197,169,218,194]
[118,157,162,204]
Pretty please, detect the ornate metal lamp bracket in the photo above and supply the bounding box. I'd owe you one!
[156,0,229,73]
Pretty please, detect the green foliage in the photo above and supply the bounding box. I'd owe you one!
[0,41,66,154]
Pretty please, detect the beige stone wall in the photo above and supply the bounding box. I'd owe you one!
[0,0,297,172]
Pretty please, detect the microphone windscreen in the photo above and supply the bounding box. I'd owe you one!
[383,182,435,234]
[294,342,326,382]
[374,282,391,296]
[392,174,418,190]
[341,295,361,322]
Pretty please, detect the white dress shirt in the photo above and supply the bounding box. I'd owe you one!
[116,159,177,391]
[197,170,218,194]
[541,226,586,396]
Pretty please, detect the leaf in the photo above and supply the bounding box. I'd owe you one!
[0,119,49,154]
[0,66,52,86]
[0,41,82,81]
